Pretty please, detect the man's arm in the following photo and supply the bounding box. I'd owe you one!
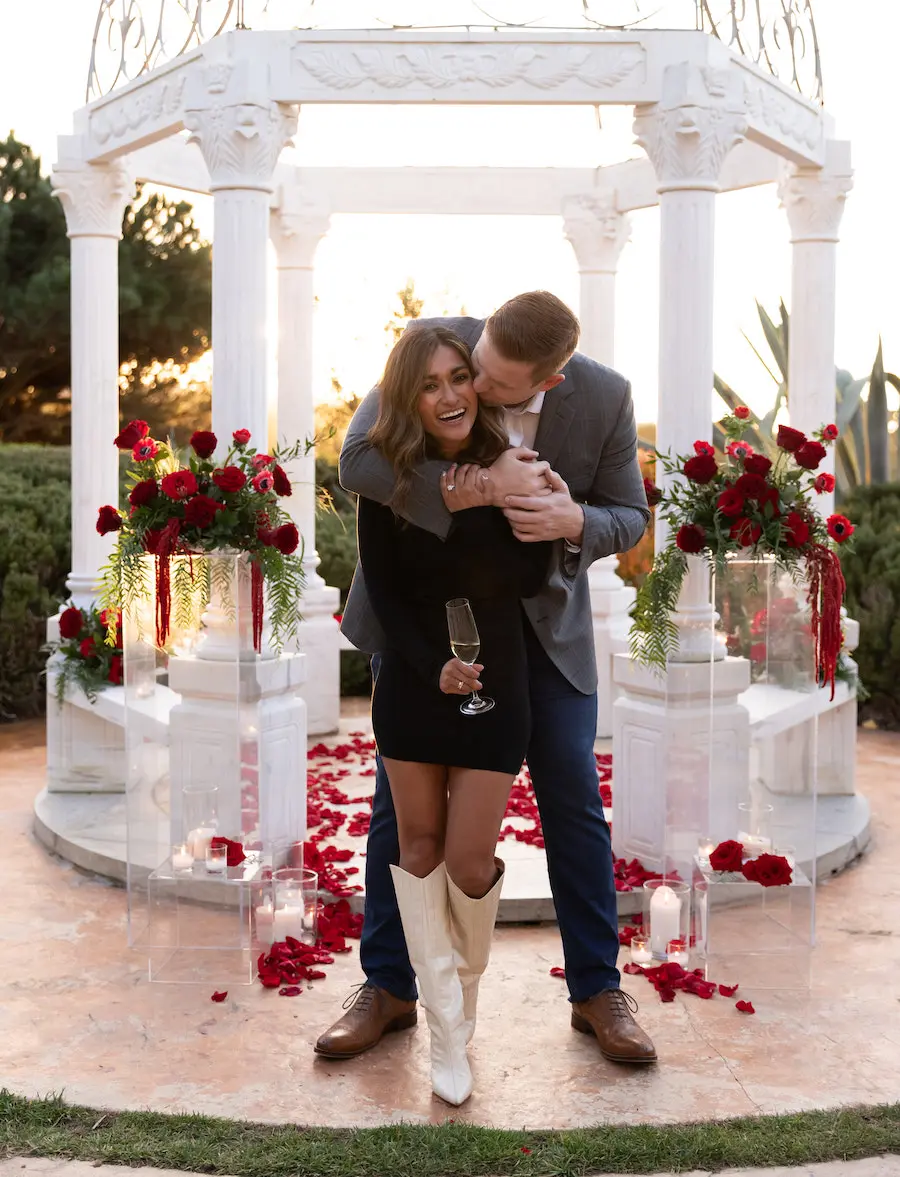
[339,386,454,539]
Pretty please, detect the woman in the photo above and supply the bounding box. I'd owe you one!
[357,325,550,1105]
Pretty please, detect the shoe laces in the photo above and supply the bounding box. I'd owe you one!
[342,982,376,1013]
[602,988,639,1021]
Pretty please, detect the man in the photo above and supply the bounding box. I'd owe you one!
[315,291,656,1064]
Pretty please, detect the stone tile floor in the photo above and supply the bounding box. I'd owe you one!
[2,717,900,1129]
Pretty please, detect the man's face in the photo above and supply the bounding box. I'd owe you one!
[471,328,562,408]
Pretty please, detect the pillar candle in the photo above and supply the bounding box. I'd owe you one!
[272,905,305,942]
[650,885,682,957]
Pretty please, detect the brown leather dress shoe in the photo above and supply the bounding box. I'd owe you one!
[314,983,418,1059]
[571,989,658,1063]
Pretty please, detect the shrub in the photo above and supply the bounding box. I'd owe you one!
[839,482,900,729]
[0,446,71,718]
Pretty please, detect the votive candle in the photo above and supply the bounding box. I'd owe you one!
[667,938,689,966]
[172,843,193,872]
[629,935,652,965]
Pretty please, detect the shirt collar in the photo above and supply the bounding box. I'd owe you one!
[505,389,546,417]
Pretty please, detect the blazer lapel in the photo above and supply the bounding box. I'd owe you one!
[533,386,576,469]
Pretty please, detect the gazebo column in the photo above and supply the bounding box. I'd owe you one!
[270,180,341,735]
[46,143,133,793]
[563,191,635,738]
[778,142,857,797]
[613,65,751,871]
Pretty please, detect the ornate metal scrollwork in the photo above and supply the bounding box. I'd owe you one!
[86,1,823,104]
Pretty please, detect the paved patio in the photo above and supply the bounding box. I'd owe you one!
[2,717,899,1129]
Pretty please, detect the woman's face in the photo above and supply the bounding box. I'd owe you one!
[416,344,477,456]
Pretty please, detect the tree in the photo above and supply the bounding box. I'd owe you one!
[0,134,211,443]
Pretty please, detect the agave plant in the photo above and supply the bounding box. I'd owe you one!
[712,301,900,498]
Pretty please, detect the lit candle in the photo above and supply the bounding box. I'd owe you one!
[650,885,682,957]
[206,844,227,874]
[172,843,193,872]
[187,826,215,859]
[667,938,690,966]
[629,935,652,965]
[740,833,772,853]
[255,901,275,947]
[272,905,305,942]
[697,839,715,862]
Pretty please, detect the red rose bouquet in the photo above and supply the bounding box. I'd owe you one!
[98,424,307,652]
[632,409,854,696]
[47,603,124,703]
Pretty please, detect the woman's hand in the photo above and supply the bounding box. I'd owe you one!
[441,463,491,510]
[439,657,483,694]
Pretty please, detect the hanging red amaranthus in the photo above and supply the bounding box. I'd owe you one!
[806,542,847,699]
[251,559,265,652]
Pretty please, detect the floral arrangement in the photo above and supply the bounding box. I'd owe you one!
[96,421,306,653]
[47,603,123,704]
[632,406,855,696]
[708,838,793,887]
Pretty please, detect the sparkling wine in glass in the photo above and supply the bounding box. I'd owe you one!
[446,598,495,717]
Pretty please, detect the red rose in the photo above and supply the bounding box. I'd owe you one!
[693,440,715,457]
[814,472,836,494]
[643,476,663,507]
[161,470,198,500]
[114,419,149,450]
[716,487,745,518]
[252,470,275,494]
[709,839,744,872]
[232,429,251,446]
[252,454,274,471]
[79,637,97,659]
[726,440,754,460]
[730,517,762,546]
[794,440,827,470]
[189,430,218,459]
[758,486,781,517]
[210,836,246,868]
[59,606,84,639]
[743,453,772,477]
[776,424,807,453]
[734,405,751,420]
[273,464,292,497]
[212,466,247,493]
[128,478,159,508]
[683,454,717,484]
[741,852,793,887]
[108,655,124,685]
[827,513,854,543]
[675,523,706,553]
[783,510,811,549]
[132,438,158,462]
[822,423,839,440]
[271,522,300,555]
[96,505,122,535]
[734,472,768,500]
[184,494,225,529]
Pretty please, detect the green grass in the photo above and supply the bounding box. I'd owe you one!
[2,1091,900,1176]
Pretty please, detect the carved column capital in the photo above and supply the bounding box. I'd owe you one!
[51,157,133,238]
[184,100,299,192]
[634,64,747,193]
[778,146,853,243]
[562,191,631,273]
[270,182,331,269]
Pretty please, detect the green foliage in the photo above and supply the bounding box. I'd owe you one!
[839,482,900,728]
[0,134,211,444]
[0,445,71,718]
[629,545,686,669]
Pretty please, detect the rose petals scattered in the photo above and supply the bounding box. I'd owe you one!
[549,967,566,979]
[718,982,739,997]
[736,1000,756,1014]
[210,991,228,1002]
[279,986,302,997]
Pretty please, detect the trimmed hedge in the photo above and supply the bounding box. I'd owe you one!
[840,483,900,729]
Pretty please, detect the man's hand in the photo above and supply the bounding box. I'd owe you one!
[439,657,484,694]
[440,463,491,511]
[503,469,585,544]
[483,447,552,506]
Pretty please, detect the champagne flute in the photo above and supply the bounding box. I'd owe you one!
[445,598,495,717]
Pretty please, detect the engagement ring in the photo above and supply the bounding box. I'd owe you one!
[458,680,464,690]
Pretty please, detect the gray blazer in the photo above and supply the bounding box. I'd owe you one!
[337,316,650,695]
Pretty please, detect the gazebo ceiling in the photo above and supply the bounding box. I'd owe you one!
[88,0,822,104]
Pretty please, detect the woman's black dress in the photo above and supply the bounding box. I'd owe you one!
[356,497,551,775]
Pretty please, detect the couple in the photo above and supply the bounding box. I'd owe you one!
[315,291,655,1105]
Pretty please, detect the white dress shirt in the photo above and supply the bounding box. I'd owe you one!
[502,390,546,450]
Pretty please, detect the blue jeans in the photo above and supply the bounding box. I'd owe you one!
[361,624,622,1003]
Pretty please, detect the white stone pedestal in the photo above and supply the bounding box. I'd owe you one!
[589,556,636,738]
[612,653,751,875]
[293,583,341,736]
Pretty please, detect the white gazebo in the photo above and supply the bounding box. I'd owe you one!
[46,1,861,871]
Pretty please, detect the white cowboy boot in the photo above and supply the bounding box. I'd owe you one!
[446,859,504,1043]
[390,863,473,1106]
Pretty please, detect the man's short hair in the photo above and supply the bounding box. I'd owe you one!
[485,291,581,383]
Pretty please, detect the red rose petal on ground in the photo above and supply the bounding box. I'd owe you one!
[549,966,566,979]
[622,963,645,976]
[736,999,756,1014]
[719,983,739,997]
[210,991,228,1002]
[658,986,678,1002]
[279,986,302,997]
[520,1148,532,1154]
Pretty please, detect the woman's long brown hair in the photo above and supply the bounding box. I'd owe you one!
[368,325,508,511]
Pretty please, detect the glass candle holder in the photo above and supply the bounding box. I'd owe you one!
[696,836,716,865]
[205,843,228,874]
[629,935,652,966]
[272,867,319,945]
[643,878,691,960]
[667,938,690,966]
[172,843,193,872]
[182,783,219,861]
[738,801,774,853]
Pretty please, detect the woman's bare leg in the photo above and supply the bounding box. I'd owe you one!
[444,768,514,896]
[381,758,449,878]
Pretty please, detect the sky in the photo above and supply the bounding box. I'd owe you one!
[1,0,898,427]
